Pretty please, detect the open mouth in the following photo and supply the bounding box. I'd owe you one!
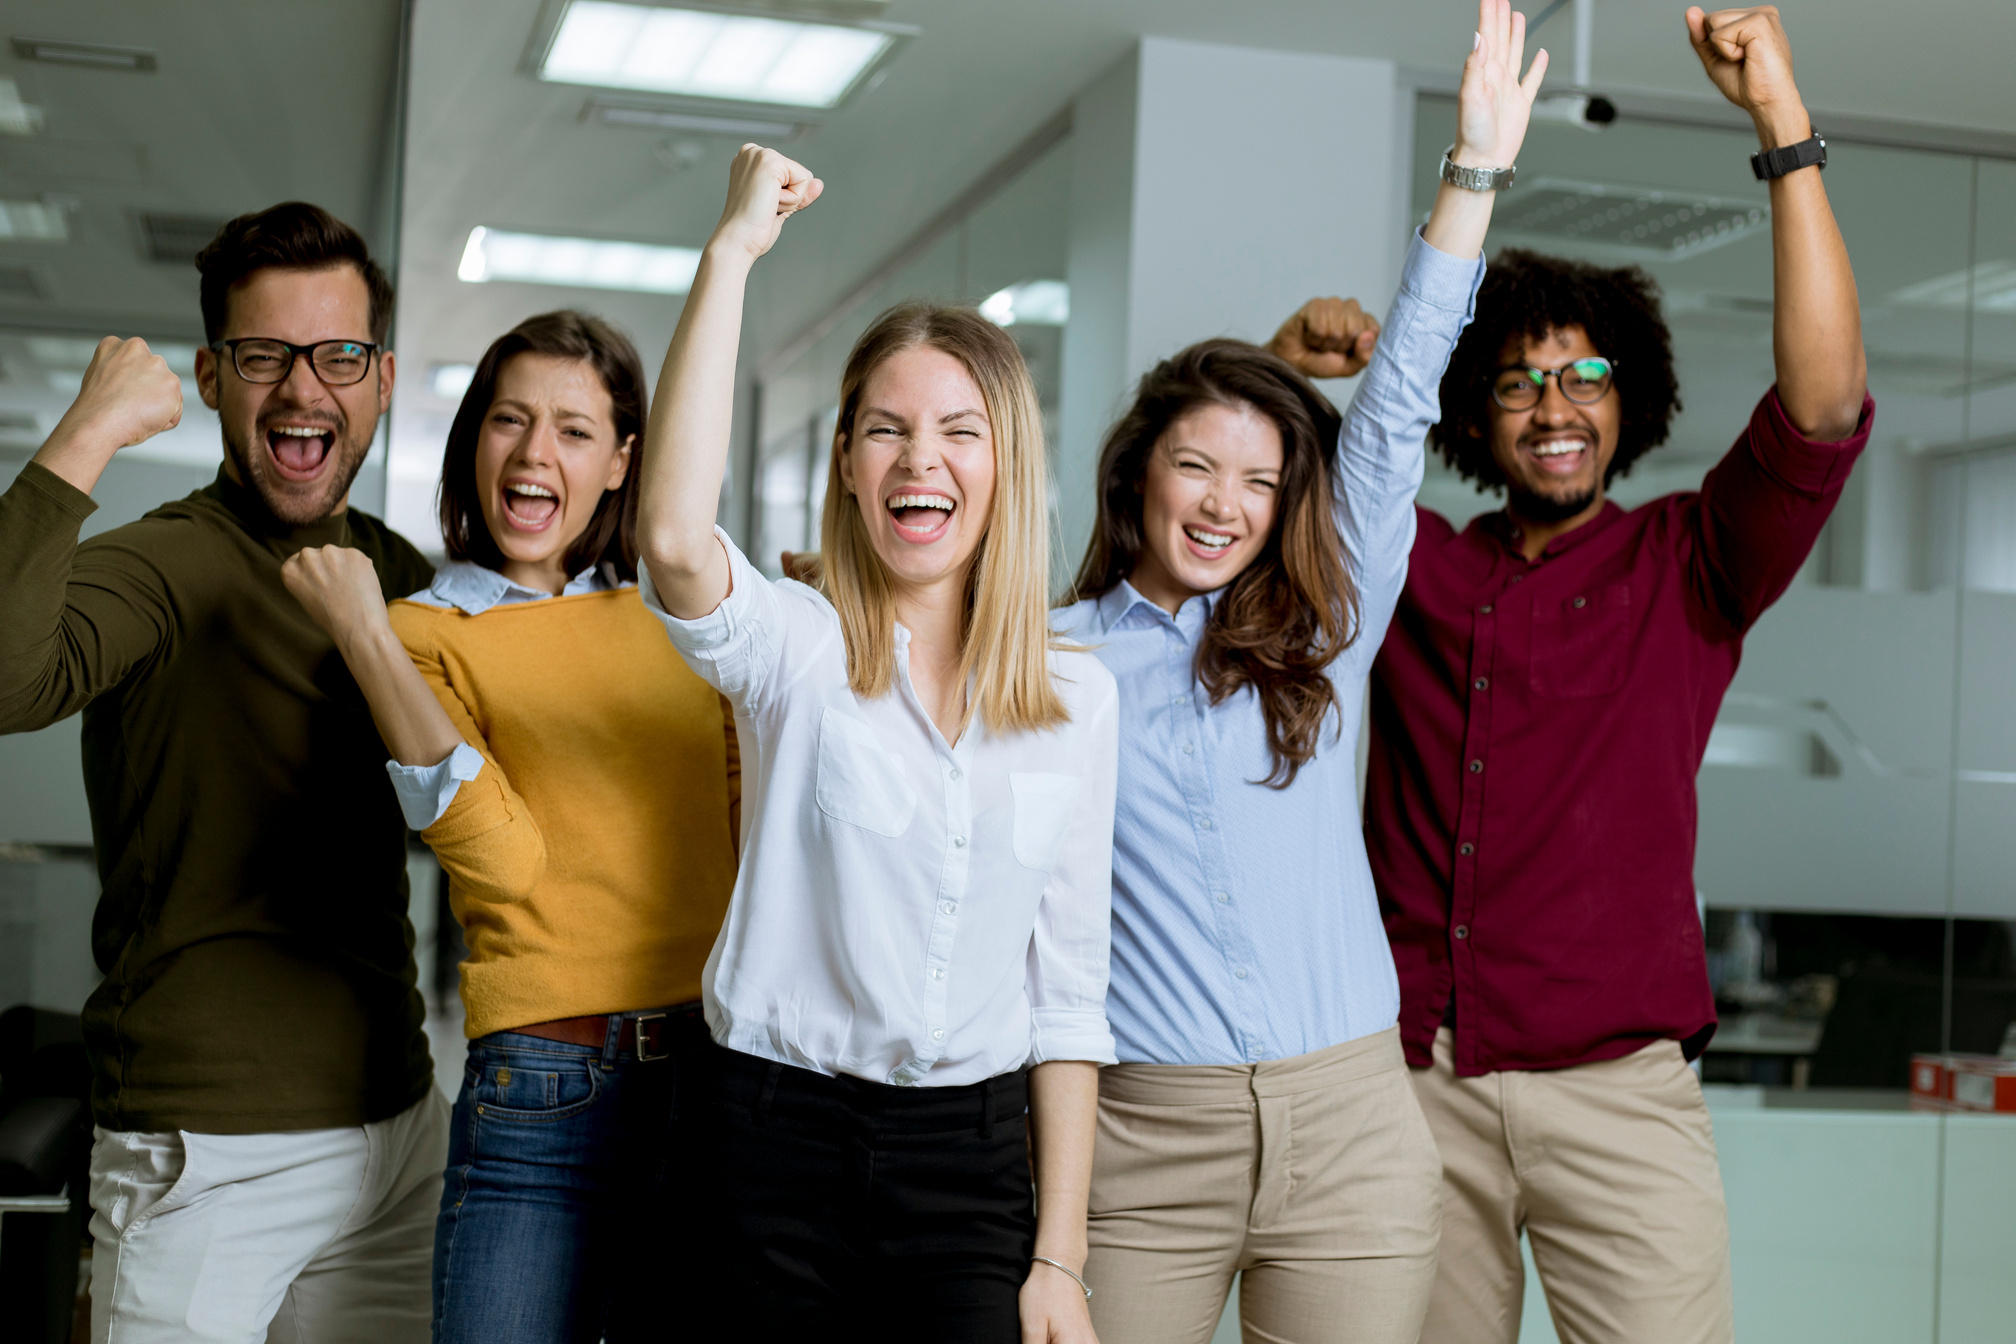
[887,491,955,542]
[266,424,335,481]
[1523,433,1591,478]
[1183,524,1236,559]
[501,479,560,532]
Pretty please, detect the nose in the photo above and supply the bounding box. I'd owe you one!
[1200,473,1237,520]
[1532,373,1579,425]
[514,418,558,468]
[271,350,332,407]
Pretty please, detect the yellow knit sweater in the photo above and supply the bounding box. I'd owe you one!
[390,587,738,1039]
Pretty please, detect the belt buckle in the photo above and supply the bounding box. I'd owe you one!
[632,1012,668,1063]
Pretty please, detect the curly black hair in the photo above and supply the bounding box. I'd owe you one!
[1430,249,1681,489]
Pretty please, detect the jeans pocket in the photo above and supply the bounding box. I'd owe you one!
[467,1047,603,1122]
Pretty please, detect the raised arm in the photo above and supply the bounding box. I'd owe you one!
[1687,6,1865,441]
[637,145,821,619]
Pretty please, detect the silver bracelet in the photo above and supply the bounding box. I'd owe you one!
[1031,1256,1092,1301]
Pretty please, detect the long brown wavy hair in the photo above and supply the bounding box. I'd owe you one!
[1067,339,1358,787]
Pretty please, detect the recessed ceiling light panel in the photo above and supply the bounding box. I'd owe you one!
[11,37,158,71]
[0,199,68,242]
[536,1,908,109]
[981,280,1069,328]
[458,226,702,295]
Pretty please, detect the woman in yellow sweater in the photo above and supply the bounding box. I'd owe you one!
[279,310,737,1342]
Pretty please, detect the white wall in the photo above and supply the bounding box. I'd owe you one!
[1057,38,1405,562]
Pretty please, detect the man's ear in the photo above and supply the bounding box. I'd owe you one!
[194,345,221,411]
[377,349,397,407]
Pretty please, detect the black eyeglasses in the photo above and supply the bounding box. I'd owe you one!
[1491,356,1619,411]
[214,338,380,387]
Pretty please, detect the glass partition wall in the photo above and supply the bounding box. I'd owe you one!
[1412,94,2016,1344]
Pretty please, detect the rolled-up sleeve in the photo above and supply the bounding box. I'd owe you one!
[641,527,796,716]
[1026,664,1120,1066]
[385,741,485,831]
[1334,230,1485,665]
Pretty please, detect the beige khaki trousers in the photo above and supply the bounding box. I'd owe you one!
[1410,1028,1733,1344]
[1085,1027,1443,1344]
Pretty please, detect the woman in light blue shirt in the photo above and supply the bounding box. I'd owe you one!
[1049,4,1547,1338]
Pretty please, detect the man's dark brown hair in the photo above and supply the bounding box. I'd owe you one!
[1431,248,1682,488]
[1068,338,1360,788]
[194,201,395,346]
[437,310,648,582]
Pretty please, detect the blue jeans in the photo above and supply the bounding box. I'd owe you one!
[431,1008,707,1344]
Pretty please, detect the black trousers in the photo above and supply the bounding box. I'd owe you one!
[693,1042,1034,1343]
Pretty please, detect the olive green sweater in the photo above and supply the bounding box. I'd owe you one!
[0,461,436,1133]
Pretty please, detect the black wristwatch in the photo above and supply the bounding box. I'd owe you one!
[1751,131,1826,181]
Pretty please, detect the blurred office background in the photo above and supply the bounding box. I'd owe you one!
[2,1,2013,1339]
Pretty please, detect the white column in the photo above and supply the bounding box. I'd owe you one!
[1058,37,1409,569]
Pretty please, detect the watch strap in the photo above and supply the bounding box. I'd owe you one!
[1440,147,1515,193]
[1751,131,1826,181]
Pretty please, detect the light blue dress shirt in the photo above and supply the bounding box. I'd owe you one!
[1051,231,1483,1065]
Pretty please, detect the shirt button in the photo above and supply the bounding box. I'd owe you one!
[1454,925,1470,940]
[948,767,962,781]
[1214,890,1230,904]
[1459,842,1475,856]
[952,835,967,848]
[1510,574,1523,584]
[1172,695,1185,707]
[1479,604,1493,615]
[1233,967,1248,979]
[932,1028,945,1040]
[1199,818,1213,830]
[1572,595,1587,608]
[930,968,944,980]
[940,901,957,915]
[1468,759,1484,773]
[1473,677,1488,690]
[1182,742,1195,754]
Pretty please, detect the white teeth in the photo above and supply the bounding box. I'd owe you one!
[888,494,953,511]
[274,426,328,437]
[507,483,557,499]
[1531,439,1588,458]
[1185,526,1233,549]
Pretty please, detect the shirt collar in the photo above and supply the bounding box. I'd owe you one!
[1094,579,1219,635]
[204,463,350,548]
[423,560,618,615]
[1482,499,1625,560]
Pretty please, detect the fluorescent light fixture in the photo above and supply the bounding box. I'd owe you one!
[539,1,898,108]
[586,97,803,138]
[11,37,157,71]
[458,225,702,294]
[980,280,1068,328]
[0,199,67,242]
[431,363,478,400]
[1892,261,2016,315]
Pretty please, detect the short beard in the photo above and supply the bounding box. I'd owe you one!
[221,420,372,527]
[1506,481,1600,524]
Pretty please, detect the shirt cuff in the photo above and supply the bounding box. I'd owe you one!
[1400,226,1487,320]
[639,525,758,654]
[386,741,484,831]
[1030,1007,1119,1066]
[1747,387,1875,496]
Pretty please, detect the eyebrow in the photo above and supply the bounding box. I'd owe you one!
[490,398,600,423]
[859,406,986,426]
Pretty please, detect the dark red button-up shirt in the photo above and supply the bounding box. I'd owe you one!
[1369,388,1874,1076]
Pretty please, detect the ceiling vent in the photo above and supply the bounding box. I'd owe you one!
[1494,177,1769,263]
[585,98,804,139]
[11,37,157,71]
[0,263,48,299]
[138,212,227,265]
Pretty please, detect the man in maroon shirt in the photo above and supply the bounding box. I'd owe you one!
[1271,7,1870,1343]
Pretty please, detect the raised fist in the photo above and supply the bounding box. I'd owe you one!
[1267,297,1381,381]
[710,144,823,263]
[281,545,391,647]
[1687,7,1807,136]
[66,336,183,451]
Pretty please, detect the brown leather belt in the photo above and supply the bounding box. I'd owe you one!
[511,1004,701,1062]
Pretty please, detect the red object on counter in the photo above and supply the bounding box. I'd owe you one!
[1911,1053,2016,1113]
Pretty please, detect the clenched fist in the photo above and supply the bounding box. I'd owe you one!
[281,545,392,648]
[31,336,185,495]
[1687,6,1810,145]
[709,144,823,264]
[1267,297,1381,381]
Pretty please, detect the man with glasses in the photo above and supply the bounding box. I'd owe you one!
[1270,8,1870,1342]
[0,201,443,1341]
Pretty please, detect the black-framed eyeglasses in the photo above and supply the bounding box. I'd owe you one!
[1491,356,1619,411]
[214,338,380,387]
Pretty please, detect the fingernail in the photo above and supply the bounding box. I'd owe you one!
[1474,31,1483,49]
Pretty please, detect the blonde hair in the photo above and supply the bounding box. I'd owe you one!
[818,303,1067,736]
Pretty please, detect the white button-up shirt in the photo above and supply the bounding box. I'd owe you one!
[642,531,1119,1086]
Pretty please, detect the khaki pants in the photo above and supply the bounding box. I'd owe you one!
[1410,1028,1733,1344]
[1085,1027,1443,1344]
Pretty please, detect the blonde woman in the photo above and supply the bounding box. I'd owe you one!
[636,147,1118,1344]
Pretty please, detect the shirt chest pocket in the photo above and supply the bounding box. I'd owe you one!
[816,707,917,838]
[1010,772,1081,873]
[1529,582,1632,698]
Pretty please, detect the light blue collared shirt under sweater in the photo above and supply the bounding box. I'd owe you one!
[1050,231,1484,1065]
